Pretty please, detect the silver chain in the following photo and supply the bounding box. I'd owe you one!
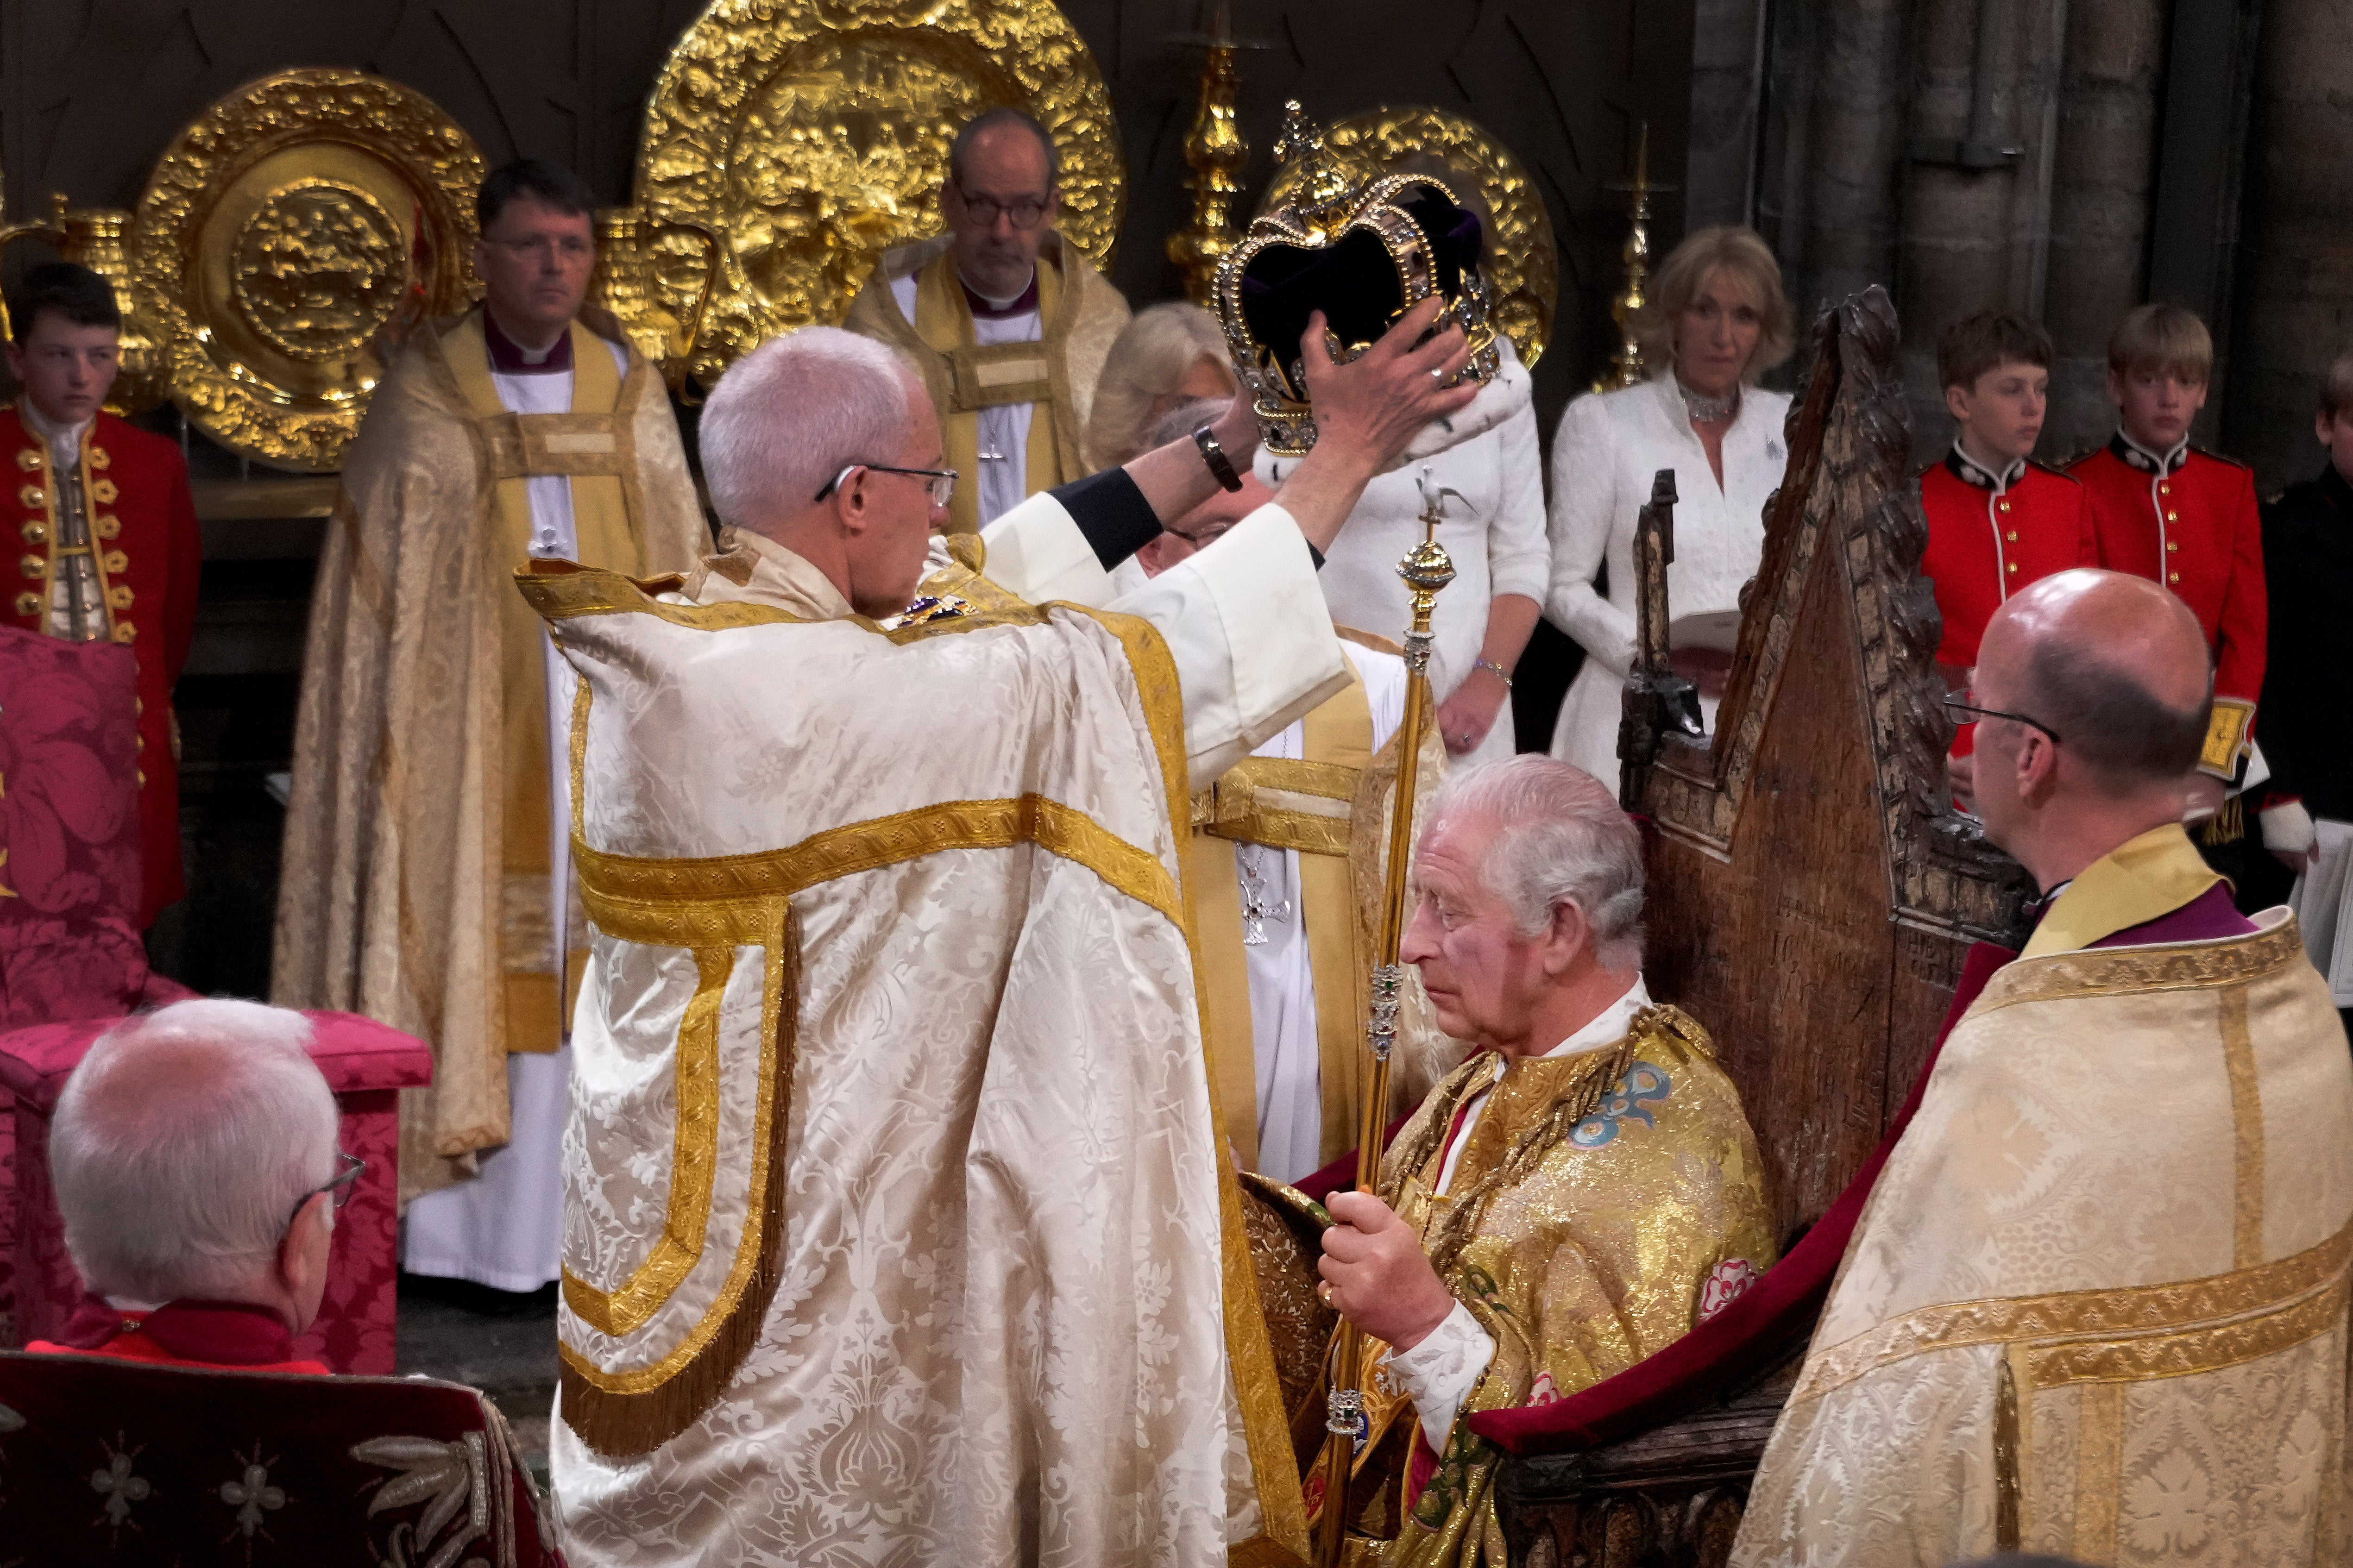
[1235,843,1292,946]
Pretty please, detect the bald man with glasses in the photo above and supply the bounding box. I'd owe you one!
[1734,568,2353,1568]
[844,105,1132,532]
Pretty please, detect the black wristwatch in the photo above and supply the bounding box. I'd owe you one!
[1192,424,1245,493]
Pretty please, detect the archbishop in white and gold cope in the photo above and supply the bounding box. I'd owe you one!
[531,302,1479,1566]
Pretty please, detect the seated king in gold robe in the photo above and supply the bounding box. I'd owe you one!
[1308,755,1777,1565]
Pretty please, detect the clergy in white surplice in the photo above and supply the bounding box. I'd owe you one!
[534,301,1480,1566]
[1125,454,1457,1185]
[274,161,707,1289]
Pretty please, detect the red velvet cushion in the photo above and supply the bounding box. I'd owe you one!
[0,626,147,1028]
[0,1008,432,1111]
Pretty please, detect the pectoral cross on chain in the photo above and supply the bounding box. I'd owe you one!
[1236,844,1291,946]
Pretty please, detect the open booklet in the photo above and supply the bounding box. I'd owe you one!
[2290,818,2353,1008]
[1668,610,1743,653]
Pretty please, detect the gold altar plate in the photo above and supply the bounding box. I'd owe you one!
[635,0,1125,387]
[133,69,484,472]
[1260,105,1555,370]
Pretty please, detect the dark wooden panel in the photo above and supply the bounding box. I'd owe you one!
[1624,288,2031,1242]
[1648,552,1894,1239]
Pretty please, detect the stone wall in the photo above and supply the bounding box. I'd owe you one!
[1715,0,2331,488]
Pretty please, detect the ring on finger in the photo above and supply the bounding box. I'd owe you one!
[1318,1281,1335,1305]
[1429,366,1447,382]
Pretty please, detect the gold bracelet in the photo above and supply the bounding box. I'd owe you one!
[1475,659,1512,689]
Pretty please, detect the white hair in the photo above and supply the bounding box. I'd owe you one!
[50,1000,336,1303]
[698,326,920,530]
[1425,755,1647,970]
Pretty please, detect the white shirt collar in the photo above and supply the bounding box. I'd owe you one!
[19,398,92,466]
[1535,973,1652,1060]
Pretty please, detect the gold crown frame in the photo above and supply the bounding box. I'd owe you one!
[1214,105,1500,457]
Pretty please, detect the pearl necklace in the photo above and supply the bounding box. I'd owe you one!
[1677,378,1739,426]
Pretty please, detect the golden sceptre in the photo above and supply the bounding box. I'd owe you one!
[1315,469,1459,1566]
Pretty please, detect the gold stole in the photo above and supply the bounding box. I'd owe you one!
[446,310,644,1053]
[1187,666,1374,1172]
[908,251,1087,534]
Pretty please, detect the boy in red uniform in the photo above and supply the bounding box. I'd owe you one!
[2069,304,2266,806]
[1918,313,2098,753]
[3,263,201,927]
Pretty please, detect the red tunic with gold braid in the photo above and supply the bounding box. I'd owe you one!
[4,406,201,924]
[2071,433,2268,777]
[1919,446,2100,669]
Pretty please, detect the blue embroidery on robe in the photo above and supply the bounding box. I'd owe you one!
[1568,1062,1672,1148]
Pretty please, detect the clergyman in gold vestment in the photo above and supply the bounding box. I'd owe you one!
[272,163,705,1234]
[1311,758,1777,1567]
[842,107,1128,532]
[541,311,1484,1566]
[1734,568,2353,1568]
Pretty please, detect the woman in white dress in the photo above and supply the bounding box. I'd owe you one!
[1546,226,1797,788]
[1261,335,1549,767]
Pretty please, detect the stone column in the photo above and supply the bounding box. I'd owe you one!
[1687,0,1771,229]
[2222,0,2353,492]
[2042,0,2168,458]
[1894,0,2069,455]
[1752,0,1914,337]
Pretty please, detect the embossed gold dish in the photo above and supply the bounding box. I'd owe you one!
[632,0,1125,387]
[589,208,721,398]
[1258,104,1556,373]
[131,69,484,471]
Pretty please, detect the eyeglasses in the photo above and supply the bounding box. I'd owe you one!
[953,188,1053,230]
[483,234,596,265]
[813,463,958,508]
[1163,521,1237,549]
[286,1152,367,1233]
[1943,690,2063,745]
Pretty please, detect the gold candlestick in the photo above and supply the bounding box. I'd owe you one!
[1592,122,1675,393]
[1166,1,1258,307]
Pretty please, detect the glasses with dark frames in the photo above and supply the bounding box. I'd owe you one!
[1943,690,2063,745]
[286,1152,367,1233]
[952,188,1053,229]
[812,463,958,508]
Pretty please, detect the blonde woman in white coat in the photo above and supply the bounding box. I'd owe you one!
[1545,226,1797,788]
[1261,336,1549,767]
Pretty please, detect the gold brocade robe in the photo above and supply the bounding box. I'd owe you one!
[1732,827,2353,1568]
[1317,1005,1777,1566]
[842,231,1129,533]
[1189,630,1452,1173]
[273,306,706,1200]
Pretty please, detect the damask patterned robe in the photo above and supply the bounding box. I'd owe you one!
[539,484,1359,1565]
[1733,826,2353,1568]
[271,307,706,1201]
[1315,1001,1777,1565]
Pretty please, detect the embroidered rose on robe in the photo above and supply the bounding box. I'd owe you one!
[1698,1257,1761,1323]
